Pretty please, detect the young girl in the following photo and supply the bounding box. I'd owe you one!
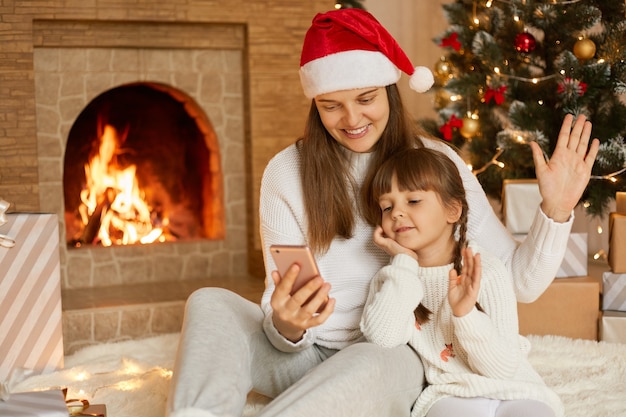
[361,147,563,417]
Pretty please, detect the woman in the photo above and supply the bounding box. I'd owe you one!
[166,8,598,417]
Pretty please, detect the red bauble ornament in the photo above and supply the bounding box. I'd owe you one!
[514,32,536,53]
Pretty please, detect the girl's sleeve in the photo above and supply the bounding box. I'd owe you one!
[452,248,523,379]
[429,140,572,303]
[360,254,423,348]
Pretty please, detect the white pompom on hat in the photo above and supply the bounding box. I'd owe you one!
[299,8,434,99]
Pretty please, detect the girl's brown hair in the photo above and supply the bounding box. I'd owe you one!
[297,84,426,254]
[363,147,470,324]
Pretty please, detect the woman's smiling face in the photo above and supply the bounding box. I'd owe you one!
[314,87,390,153]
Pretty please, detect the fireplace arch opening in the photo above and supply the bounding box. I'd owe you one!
[63,82,224,247]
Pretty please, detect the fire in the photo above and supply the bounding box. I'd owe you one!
[77,123,167,246]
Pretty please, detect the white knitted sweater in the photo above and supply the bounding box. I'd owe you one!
[360,247,564,417]
[259,138,572,352]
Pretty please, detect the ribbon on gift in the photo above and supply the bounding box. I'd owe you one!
[63,389,105,417]
[66,397,90,415]
[0,199,15,248]
[66,398,105,417]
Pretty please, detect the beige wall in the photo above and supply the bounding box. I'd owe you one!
[364,0,453,121]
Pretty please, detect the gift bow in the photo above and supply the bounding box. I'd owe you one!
[440,32,461,51]
[439,114,463,141]
[65,394,105,417]
[0,199,16,248]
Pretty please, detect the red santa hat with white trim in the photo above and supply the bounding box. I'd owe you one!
[299,8,434,99]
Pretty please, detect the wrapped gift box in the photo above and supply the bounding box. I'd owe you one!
[616,191,626,214]
[600,311,626,344]
[0,213,64,382]
[555,232,588,278]
[513,232,588,278]
[608,212,626,273]
[0,389,67,416]
[602,272,626,311]
[517,275,600,340]
[502,179,541,234]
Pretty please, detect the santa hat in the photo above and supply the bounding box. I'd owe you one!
[299,8,434,99]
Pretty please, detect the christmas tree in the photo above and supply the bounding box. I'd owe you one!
[421,0,626,217]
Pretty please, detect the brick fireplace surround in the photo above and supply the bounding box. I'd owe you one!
[0,0,329,353]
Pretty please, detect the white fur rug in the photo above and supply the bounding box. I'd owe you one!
[10,333,626,417]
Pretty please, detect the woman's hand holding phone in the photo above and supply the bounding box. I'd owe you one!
[269,246,335,342]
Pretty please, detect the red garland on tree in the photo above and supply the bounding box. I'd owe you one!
[439,114,463,140]
[514,32,536,53]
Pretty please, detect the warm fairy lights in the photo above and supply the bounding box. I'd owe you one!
[28,362,174,408]
[472,148,505,175]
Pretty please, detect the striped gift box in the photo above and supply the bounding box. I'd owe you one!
[556,232,588,278]
[0,389,68,416]
[602,272,626,311]
[0,214,64,382]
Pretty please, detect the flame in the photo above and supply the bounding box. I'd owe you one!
[78,123,166,246]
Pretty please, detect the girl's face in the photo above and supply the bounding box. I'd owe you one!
[378,176,460,266]
[314,87,390,153]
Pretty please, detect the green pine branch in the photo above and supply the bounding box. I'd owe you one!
[424,0,626,218]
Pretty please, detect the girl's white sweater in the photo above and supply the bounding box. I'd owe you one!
[360,247,563,417]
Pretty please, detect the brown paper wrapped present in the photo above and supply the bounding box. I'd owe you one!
[616,191,626,214]
[608,212,626,273]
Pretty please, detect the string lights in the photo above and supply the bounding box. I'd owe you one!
[472,148,505,175]
[482,0,583,5]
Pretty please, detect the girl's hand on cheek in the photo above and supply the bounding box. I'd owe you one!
[270,266,335,343]
[373,226,418,261]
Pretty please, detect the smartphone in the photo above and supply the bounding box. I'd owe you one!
[269,245,321,295]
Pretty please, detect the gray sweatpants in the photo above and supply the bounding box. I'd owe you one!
[166,287,425,417]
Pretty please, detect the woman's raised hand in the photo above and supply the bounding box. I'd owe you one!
[269,264,334,343]
[530,114,599,223]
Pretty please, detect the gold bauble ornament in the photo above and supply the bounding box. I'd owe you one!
[573,38,596,60]
[433,56,455,85]
[460,115,480,139]
[434,89,452,109]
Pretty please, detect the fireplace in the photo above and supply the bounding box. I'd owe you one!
[32,20,249,289]
[0,2,323,295]
[63,82,224,247]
